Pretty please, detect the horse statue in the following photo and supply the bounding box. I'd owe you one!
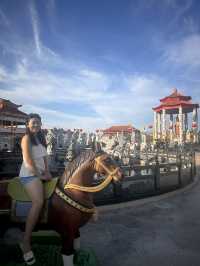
[0,149,123,266]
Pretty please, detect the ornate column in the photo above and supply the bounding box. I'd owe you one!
[182,113,186,143]
[185,113,188,131]
[157,112,161,140]
[162,109,166,140]
[192,107,198,143]
[153,111,157,142]
[197,107,199,142]
[179,106,183,144]
[169,114,173,143]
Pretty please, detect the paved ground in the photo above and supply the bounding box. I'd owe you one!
[80,153,200,266]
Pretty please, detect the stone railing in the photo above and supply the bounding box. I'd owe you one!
[93,151,196,205]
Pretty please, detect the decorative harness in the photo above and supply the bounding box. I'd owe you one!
[55,156,120,213]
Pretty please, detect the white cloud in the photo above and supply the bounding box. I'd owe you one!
[0,8,10,27]
[48,0,55,10]
[21,104,107,131]
[80,69,104,80]
[89,73,172,129]
[125,74,170,98]
[183,17,199,33]
[29,1,41,57]
[164,34,200,68]
[168,0,193,26]
[0,58,172,130]
[0,60,112,105]
[0,21,173,131]
[0,65,7,81]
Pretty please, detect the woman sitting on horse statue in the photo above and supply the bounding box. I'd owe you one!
[19,113,52,265]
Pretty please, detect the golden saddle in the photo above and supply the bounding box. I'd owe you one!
[7,177,58,202]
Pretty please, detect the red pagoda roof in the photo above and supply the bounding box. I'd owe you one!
[153,88,199,113]
[160,88,191,102]
[0,98,28,118]
[103,124,136,134]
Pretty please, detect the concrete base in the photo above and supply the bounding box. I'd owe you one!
[62,254,73,266]
[73,237,80,250]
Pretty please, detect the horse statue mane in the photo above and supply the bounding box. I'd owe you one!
[59,148,103,188]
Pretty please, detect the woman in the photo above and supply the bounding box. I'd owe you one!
[19,113,52,265]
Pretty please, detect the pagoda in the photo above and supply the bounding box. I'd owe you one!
[152,89,199,144]
[0,98,28,150]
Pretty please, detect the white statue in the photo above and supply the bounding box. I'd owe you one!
[46,129,56,155]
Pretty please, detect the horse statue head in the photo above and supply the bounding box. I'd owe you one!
[59,147,123,192]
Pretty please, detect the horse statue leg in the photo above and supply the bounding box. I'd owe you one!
[73,230,80,251]
[61,233,75,266]
[61,229,81,265]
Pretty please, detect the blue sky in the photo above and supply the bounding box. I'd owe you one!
[0,0,200,131]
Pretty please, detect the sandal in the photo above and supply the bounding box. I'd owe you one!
[19,243,36,265]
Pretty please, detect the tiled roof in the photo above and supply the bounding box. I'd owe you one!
[103,125,135,133]
[153,88,199,111]
[160,88,191,103]
[0,98,28,118]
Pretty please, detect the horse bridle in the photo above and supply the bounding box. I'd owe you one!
[64,155,120,193]
[94,156,120,181]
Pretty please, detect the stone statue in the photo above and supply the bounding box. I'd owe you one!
[65,141,76,163]
[65,130,84,164]
[46,129,57,155]
[46,129,57,170]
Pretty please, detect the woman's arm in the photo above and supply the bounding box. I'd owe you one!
[43,156,52,179]
[21,135,43,178]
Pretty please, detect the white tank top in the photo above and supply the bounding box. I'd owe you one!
[19,143,48,177]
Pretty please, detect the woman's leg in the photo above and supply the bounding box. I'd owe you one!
[22,178,44,253]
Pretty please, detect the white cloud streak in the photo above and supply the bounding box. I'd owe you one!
[29,1,41,57]
[49,0,55,10]
[0,58,172,130]
[164,34,200,68]
[0,8,10,27]
[169,0,193,25]
[20,104,105,131]
[0,65,7,81]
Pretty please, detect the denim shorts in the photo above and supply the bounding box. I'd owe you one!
[19,175,38,186]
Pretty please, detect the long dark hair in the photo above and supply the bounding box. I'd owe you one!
[25,113,47,147]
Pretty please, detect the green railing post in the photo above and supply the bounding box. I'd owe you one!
[154,156,160,191]
[193,151,196,176]
[190,152,193,181]
[178,154,182,187]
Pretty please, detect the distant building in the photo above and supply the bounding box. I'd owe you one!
[103,125,135,136]
[99,124,141,149]
[0,98,28,151]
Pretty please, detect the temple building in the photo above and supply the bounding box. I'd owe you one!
[99,124,141,147]
[152,89,199,144]
[102,125,136,136]
[0,98,28,151]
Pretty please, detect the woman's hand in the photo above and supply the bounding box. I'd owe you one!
[44,170,52,180]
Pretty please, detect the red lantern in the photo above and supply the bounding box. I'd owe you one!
[192,122,197,128]
[148,125,153,129]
